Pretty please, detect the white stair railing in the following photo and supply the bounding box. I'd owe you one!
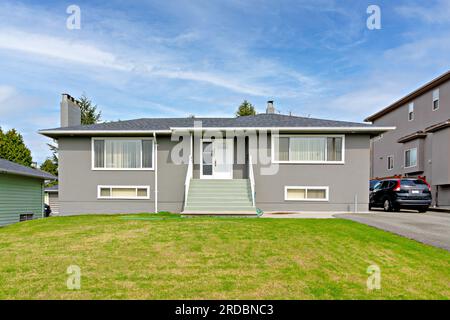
[184,155,193,209]
[248,154,256,207]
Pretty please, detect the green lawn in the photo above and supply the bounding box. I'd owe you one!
[0,213,449,300]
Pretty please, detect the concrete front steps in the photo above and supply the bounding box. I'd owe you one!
[182,179,256,215]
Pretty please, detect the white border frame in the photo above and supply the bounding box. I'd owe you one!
[271,134,345,164]
[91,137,155,171]
[284,186,330,202]
[97,185,151,200]
[404,147,418,169]
[387,154,394,171]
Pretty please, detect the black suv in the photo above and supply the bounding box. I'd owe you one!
[369,179,432,212]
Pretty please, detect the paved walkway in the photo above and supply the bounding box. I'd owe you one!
[262,212,337,219]
[336,210,450,251]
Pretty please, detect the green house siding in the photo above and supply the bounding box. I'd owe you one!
[0,173,44,226]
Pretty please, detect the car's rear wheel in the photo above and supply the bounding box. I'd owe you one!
[383,199,393,212]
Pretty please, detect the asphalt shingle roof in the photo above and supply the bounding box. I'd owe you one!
[0,158,56,180]
[41,113,374,133]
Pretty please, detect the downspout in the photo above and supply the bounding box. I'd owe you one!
[154,132,158,213]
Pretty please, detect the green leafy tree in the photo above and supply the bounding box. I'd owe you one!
[235,100,256,116]
[40,158,58,176]
[79,94,102,125]
[0,127,33,166]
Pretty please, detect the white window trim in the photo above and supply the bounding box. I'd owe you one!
[97,185,150,200]
[91,137,155,171]
[387,155,394,171]
[404,148,418,169]
[271,134,345,164]
[432,89,440,111]
[284,186,330,202]
[408,103,414,121]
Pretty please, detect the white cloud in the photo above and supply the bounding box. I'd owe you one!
[0,29,132,71]
[396,0,450,24]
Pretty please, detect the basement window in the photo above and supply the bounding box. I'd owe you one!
[98,186,150,199]
[284,186,329,201]
[19,214,34,222]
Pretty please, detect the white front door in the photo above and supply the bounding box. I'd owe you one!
[201,139,233,179]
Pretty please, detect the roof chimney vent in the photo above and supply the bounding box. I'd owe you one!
[266,100,275,114]
[60,93,81,127]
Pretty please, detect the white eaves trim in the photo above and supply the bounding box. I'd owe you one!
[170,126,396,132]
[39,126,396,135]
[39,130,172,135]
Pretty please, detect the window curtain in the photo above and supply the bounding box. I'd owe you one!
[94,140,105,168]
[276,137,289,161]
[105,140,141,168]
[290,137,326,161]
[142,140,153,168]
[327,137,342,161]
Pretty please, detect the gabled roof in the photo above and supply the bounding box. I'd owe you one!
[40,113,393,138]
[365,70,450,122]
[0,158,56,180]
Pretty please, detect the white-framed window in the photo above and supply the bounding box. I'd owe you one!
[408,102,414,121]
[284,186,329,202]
[92,138,154,170]
[272,135,345,164]
[433,89,440,111]
[404,148,417,168]
[387,155,394,170]
[97,186,150,199]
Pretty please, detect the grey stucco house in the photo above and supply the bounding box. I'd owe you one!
[366,70,450,207]
[0,158,56,226]
[39,94,392,215]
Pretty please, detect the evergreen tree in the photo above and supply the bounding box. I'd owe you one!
[0,127,33,166]
[235,100,256,116]
[79,94,102,125]
[40,158,58,176]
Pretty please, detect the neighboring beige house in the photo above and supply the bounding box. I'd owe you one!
[366,70,450,207]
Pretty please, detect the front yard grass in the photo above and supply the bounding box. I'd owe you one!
[0,213,449,299]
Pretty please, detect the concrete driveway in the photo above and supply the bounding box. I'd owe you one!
[336,210,450,251]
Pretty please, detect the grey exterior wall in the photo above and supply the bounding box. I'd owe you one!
[58,135,188,215]
[371,78,450,206]
[252,133,370,212]
[58,132,370,214]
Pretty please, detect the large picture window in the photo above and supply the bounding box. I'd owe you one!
[273,135,344,163]
[92,138,154,170]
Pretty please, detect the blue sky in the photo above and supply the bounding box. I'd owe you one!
[0,0,449,163]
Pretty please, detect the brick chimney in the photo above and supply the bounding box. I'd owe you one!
[266,100,275,114]
[60,93,81,127]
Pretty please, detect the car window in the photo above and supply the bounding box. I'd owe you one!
[401,179,426,186]
[380,181,390,189]
[373,182,382,190]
